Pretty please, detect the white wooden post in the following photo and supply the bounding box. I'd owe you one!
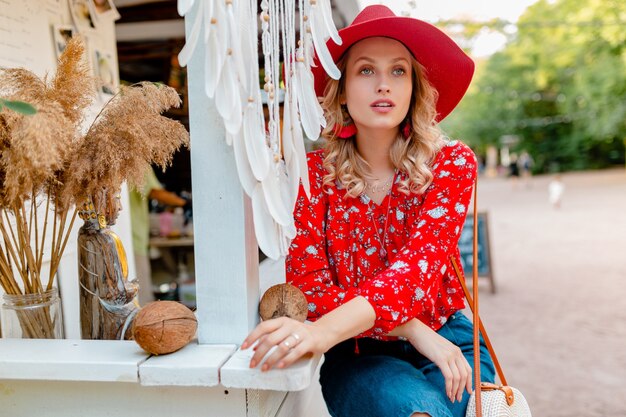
[185,7,260,345]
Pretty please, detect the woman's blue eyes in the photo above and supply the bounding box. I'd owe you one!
[359,67,406,76]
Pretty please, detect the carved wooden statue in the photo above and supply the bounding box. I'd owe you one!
[77,194,140,340]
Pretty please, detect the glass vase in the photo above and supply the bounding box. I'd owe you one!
[1,288,64,339]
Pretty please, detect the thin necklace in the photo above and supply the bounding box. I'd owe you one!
[366,172,395,193]
[369,171,397,264]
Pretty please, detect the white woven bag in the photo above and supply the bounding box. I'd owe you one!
[465,384,532,417]
[451,181,532,417]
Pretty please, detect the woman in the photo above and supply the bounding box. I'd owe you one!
[242,6,495,417]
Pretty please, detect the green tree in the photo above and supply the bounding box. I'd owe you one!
[443,0,626,172]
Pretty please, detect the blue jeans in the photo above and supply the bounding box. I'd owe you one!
[319,311,496,417]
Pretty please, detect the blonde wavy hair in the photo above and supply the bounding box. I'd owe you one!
[321,46,445,198]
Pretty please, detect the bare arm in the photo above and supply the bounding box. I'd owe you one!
[388,318,473,403]
[242,296,375,371]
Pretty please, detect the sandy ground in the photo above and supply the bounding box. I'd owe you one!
[474,168,626,417]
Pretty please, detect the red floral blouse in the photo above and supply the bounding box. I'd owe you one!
[286,140,476,339]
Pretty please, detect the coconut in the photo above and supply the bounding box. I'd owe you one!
[259,283,308,322]
[132,301,197,355]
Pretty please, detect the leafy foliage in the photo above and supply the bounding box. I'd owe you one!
[442,0,626,172]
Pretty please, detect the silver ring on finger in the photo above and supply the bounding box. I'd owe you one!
[290,332,301,344]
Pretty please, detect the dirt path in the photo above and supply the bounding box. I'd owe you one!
[475,168,626,416]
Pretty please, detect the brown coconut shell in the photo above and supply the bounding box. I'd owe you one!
[259,283,308,322]
[132,301,197,355]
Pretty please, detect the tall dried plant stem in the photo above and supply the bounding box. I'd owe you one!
[0,205,60,338]
[2,211,24,278]
[36,191,51,274]
[48,204,65,285]
[15,204,41,291]
[30,193,36,250]
[0,228,16,286]
[50,200,58,284]
[0,207,58,338]
[12,206,31,288]
[13,301,48,339]
[0,213,30,291]
[13,204,40,289]
[0,247,21,294]
[7,298,51,339]
[47,208,77,290]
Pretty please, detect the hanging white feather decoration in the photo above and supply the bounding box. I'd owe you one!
[204,20,223,98]
[215,56,241,130]
[177,0,204,67]
[231,129,257,196]
[177,0,195,17]
[203,0,215,42]
[176,0,343,259]
[281,168,299,231]
[219,59,243,134]
[214,0,228,57]
[295,58,325,141]
[262,165,292,227]
[277,223,292,258]
[289,81,311,199]
[242,101,271,181]
[225,1,247,93]
[309,2,340,80]
[319,0,341,46]
[303,30,316,68]
[251,184,281,260]
[281,93,301,209]
[282,220,297,242]
[206,0,229,98]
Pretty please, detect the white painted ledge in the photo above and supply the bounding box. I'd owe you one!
[220,346,322,391]
[0,339,319,392]
[0,339,235,387]
[0,339,148,382]
[139,342,236,386]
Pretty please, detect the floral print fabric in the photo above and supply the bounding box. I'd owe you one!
[286,140,477,338]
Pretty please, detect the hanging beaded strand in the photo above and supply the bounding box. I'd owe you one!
[261,0,277,161]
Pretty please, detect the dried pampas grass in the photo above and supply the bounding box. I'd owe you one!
[0,36,189,309]
[45,37,94,126]
[1,102,73,206]
[64,82,189,215]
[0,68,47,104]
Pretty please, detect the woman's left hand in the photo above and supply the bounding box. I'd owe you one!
[389,318,473,403]
[241,317,330,371]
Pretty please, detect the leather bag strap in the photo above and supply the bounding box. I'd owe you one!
[449,181,508,417]
[450,255,508,386]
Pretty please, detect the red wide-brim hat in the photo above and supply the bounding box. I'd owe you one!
[312,5,475,123]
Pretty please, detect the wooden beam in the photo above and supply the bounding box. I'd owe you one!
[116,20,185,41]
[116,0,178,23]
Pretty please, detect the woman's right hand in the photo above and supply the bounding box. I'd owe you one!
[389,319,473,403]
[242,317,331,372]
[242,296,377,371]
